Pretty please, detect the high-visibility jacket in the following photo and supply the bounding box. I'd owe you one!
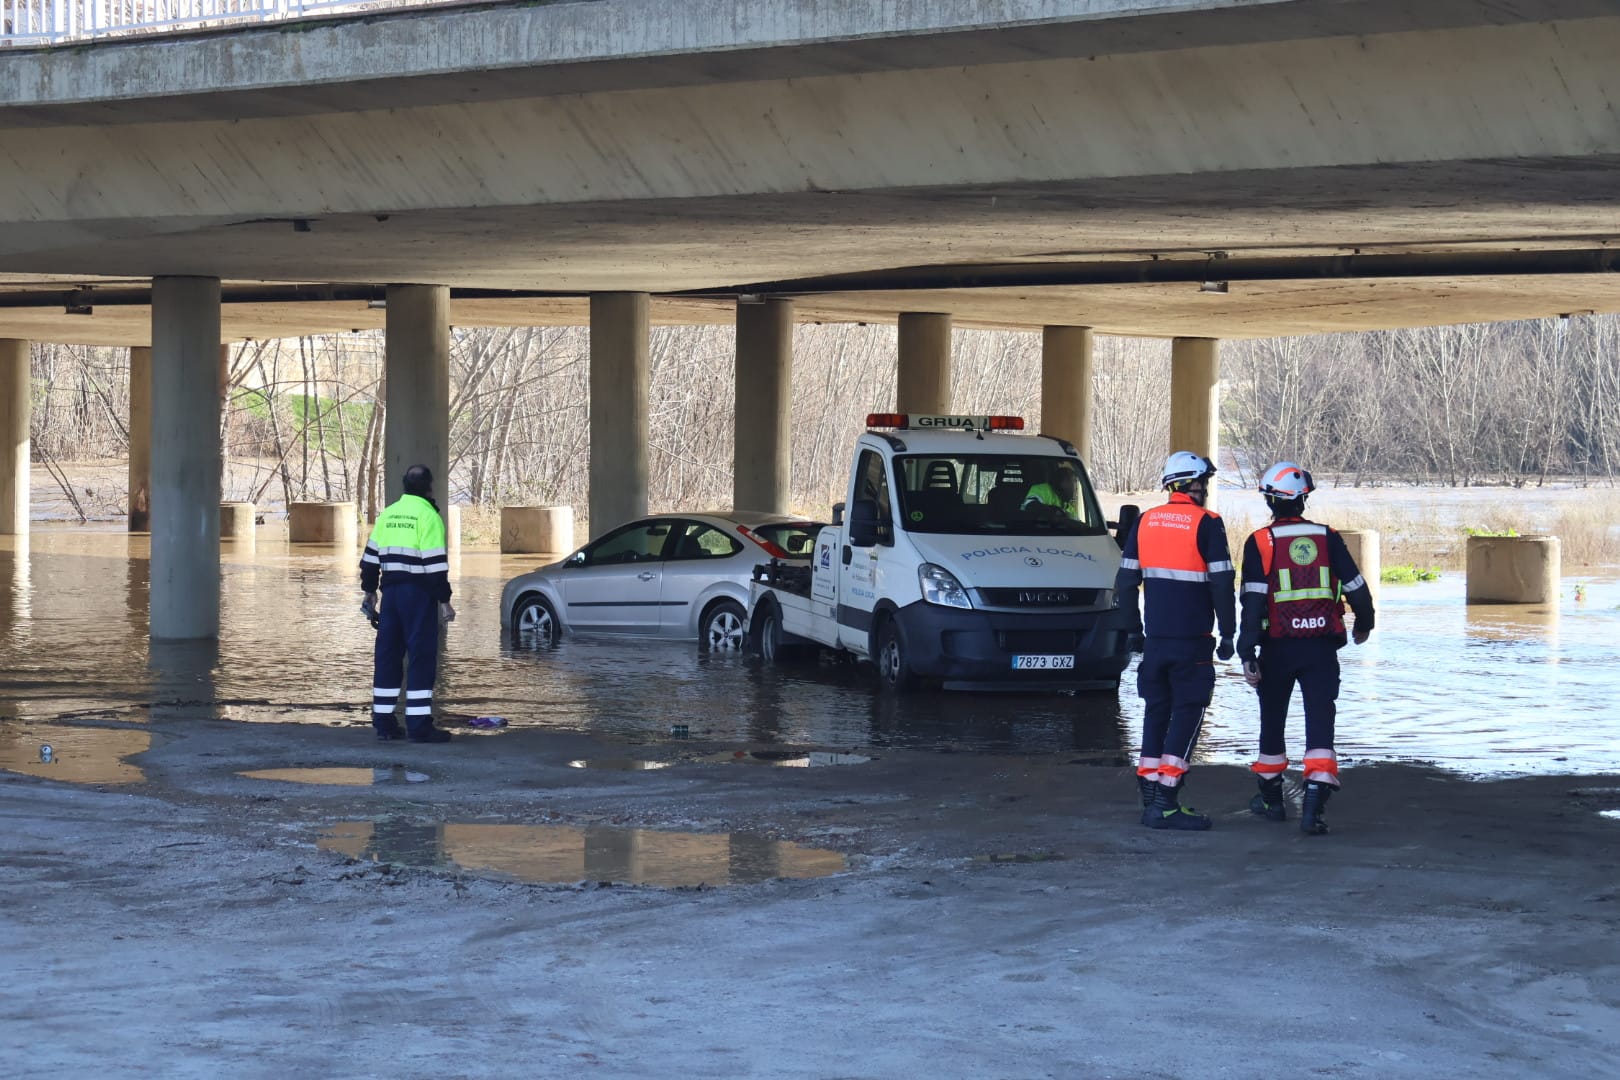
[360,494,452,603]
[1237,516,1373,660]
[1021,483,1078,519]
[1114,492,1236,640]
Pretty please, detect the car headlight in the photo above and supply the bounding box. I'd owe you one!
[918,563,972,609]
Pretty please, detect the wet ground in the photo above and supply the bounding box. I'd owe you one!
[4,528,1619,1076]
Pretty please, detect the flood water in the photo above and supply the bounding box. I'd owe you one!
[318,819,846,886]
[1,529,1616,778]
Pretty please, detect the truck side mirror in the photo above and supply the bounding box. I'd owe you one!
[1111,504,1141,548]
[847,498,880,548]
[832,501,846,527]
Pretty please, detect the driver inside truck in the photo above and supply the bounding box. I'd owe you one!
[1021,461,1080,520]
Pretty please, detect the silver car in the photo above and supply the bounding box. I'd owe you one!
[500,511,823,651]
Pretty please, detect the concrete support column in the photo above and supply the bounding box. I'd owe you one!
[128,346,152,531]
[1169,337,1220,508]
[1041,325,1093,461]
[1338,529,1380,602]
[149,277,222,640]
[384,285,451,508]
[0,340,29,536]
[734,298,794,514]
[897,312,952,415]
[589,293,649,538]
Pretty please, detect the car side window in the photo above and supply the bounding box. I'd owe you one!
[580,521,673,566]
[667,521,743,561]
[856,450,893,525]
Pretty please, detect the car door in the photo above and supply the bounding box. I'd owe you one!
[658,519,745,636]
[839,448,894,653]
[558,519,674,634]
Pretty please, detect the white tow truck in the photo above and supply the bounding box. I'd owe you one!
[746,413,1138,691]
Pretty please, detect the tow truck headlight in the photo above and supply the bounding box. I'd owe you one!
[919,563,972,609]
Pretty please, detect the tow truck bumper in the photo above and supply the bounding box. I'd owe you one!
[891,601,1132,690]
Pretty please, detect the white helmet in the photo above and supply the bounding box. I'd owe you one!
[1161,451,1215,490]
[1259,461,1314,499]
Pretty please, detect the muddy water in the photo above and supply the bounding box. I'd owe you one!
[318,820,845,886]
[1,530,1615,777]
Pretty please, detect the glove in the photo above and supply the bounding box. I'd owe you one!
[360,594,380,630]
[1242,660,1262,688]
[1216,636,1235,661]
[1352,624,1370,645]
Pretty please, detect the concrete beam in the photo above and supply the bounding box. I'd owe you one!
[1041,326,1093,462]
[0,339,29,535]
[1169,337,1220,508]
[383,284,450,508]
[149,277,222,640]
[589,293,650,538]
[897,312,952,415]
[733,298,794,515]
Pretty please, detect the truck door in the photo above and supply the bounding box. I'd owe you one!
[838,448,893,654]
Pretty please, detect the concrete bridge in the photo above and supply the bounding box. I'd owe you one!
[1,0,1617,637]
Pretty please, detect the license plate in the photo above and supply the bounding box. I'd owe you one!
[1012,654,1075,670]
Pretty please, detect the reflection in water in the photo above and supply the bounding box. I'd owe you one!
[0,723,150,784]
[319,820,846,886]
[240,766,429,786]
[567,758,676,771]
[2,533,1618,775]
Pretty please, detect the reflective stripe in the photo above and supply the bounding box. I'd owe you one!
[1250,754,1288,776]
[1119,557,1140,570]
[1143,567,1210,583]
[372,687,400,696]
[1137,756,1161,779]
[1243,582,1269,595]
[405,705,433,716]
[1342,574,1366,593]
[373,706,397,715]
[1275,567,1335,602]
[406,690,432,700]
[361,552,380,565]
[1269,523,1327,538]
[378,560,450,575]
[1205,559,1234,573]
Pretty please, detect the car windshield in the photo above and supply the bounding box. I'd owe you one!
[894,454,1107,536]
[745,521,823,558]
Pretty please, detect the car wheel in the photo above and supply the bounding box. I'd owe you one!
[876,617,918,692]
[512,594,559,649]
[700,599,747,653]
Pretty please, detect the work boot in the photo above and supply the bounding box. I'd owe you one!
[1249,776,1287,822]
[1300,781,1334,835]
[408,726,454,744]
[1143,783,1212,831]
[375,722,404,742]
[1138,776,1159,809]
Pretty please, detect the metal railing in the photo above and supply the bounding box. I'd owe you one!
[0,0,444,45]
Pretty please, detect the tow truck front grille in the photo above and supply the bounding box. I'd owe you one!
[998,630,1079,653]
[976,587,1103,610]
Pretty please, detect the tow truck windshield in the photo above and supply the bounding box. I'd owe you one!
[894,454,1107,536]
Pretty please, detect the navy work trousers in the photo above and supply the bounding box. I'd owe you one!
[1256,636,1341,756]
[1138,635,1216,765]
[372,583,440,736]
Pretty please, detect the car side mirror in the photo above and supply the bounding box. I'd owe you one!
[566,550,587,567]
[831,501,846,527]
[847,498,880,548]
[1111,504,1141,548]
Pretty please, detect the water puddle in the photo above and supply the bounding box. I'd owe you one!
[0,724,150,785]
[318,820,846,886]
[568,758,677,771]
[240,767,430,786]
[705,750,874,768]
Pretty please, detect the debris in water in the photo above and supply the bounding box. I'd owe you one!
[317,819,846,887]
[466,716,508,729]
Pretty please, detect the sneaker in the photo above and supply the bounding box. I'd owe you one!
[407,726,453,744]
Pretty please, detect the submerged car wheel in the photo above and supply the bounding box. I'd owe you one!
[757,604,783,663]
[876,618,918,692]
[513,594,559,649]
[701,599,747,653]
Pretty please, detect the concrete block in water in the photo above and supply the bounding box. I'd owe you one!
[501,506,574,555]
[220,502,256,546]
[1338,528,1380,602]
[289,501,357,547]
[1466,534,1560,604]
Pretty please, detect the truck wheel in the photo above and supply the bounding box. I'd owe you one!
[875,618,918,692]
[700,599,748,653]
[754,601,784,663]
[512,594,559,649]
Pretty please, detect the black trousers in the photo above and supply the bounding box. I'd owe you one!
[1138,635,1216,766]
[1256,636,1341,756]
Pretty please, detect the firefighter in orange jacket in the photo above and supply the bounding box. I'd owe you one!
[1237,462,1375,835]
[1115,451,1236,831]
